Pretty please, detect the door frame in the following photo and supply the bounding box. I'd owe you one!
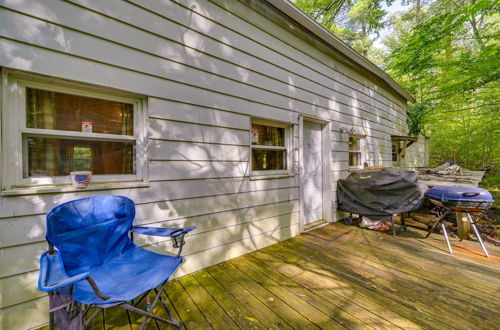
[298,116,332,232]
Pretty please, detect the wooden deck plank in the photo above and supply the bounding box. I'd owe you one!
[310,225,500,299]
[178,274,238,329]
[338,230,500,300]
[288,234,499,329]
[165,279,212,329]
[192,270,266,329]
[229,257,348,329]
[264,245,452,329]
[103,304,133,329]
[206,263,294,329]
[243,253,393,329]
[327,226,500,300]
[252,249,434,329]
[314,235,500,317]
[215,262,320,329]
[80,223,500,330]
[414,235,500,266]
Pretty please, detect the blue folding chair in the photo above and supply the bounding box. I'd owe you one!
[38,195,196,329]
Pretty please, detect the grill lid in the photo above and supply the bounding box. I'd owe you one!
[427,185,494,203]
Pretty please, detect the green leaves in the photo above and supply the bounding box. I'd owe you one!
[294,0,499,171]
[406,103,429,136]
[382,0,499,171]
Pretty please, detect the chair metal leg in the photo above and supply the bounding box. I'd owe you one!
[120,304,182,329]
[155,288,176,322]
[135,281,182,330]
[102,309,106,330]
[83,308,101,327]
[49,311,55,330]
[466,213,489,258]
[441,222,453,254]
[126,309,133,329]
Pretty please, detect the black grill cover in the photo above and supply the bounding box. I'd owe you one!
[337,168,428,219]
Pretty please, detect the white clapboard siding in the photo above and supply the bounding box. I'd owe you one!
[0,242,47,279]
[0,179,297,219]
[135,188,299,224]
[0,39,299,124]
[149,119,249,145]
[81,0,404,114]
[0,271,43,309]
[0,296,49,330]
[0,8,398,130]
[126,0,406,112]
[332,170,350,182]
[400,135,429,168]
[175,222,301,276]
[0,1,405,125]
[149,98,249,130]
[149,160,249,181]
[0,15,410,138]
[136,212,299,259]
[149,140,250,162]
[131,0,407,111]
[0,0,419,327]
[0,200,298,250]
[204,0,407,110]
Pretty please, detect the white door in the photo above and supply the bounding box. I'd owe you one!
[303,121,323,225]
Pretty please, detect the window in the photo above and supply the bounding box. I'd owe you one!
[1,73,147,190]
[348,135,362,167]
[250,119,290,175]
[392,141,400,163]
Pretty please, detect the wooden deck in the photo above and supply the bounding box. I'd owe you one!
[417,170,487,187]
[86,223,500,329]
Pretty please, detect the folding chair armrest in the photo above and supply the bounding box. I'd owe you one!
[131,226,196,258]
[39,272,91,292]
[130,226,196,238]
[38,250,90,292]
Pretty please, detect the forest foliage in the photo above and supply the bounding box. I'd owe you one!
[293,0,499,173]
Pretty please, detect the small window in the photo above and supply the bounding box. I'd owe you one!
[348,135,362,167]
[392,141,400,162]
[1,73,147,190]
[251,119,290,174]
[24,89,136,178]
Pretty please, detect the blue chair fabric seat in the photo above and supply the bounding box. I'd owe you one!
[72,246,182,306]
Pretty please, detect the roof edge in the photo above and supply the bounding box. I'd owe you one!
[264,0,415,103]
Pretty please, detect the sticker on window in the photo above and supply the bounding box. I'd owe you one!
[251,129,259,144]
[82,122,93,133]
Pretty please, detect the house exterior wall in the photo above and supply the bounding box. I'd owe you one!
[399,135,430,168]
[0,0,417,328]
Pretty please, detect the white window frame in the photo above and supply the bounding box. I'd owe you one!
[1,71,148,191]
[250,118,292,176]
[348,134,365,169]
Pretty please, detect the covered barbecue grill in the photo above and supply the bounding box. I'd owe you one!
[425,185,494,257]
[337,168,428,236]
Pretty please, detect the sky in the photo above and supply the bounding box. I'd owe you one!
[373,1,412,49]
